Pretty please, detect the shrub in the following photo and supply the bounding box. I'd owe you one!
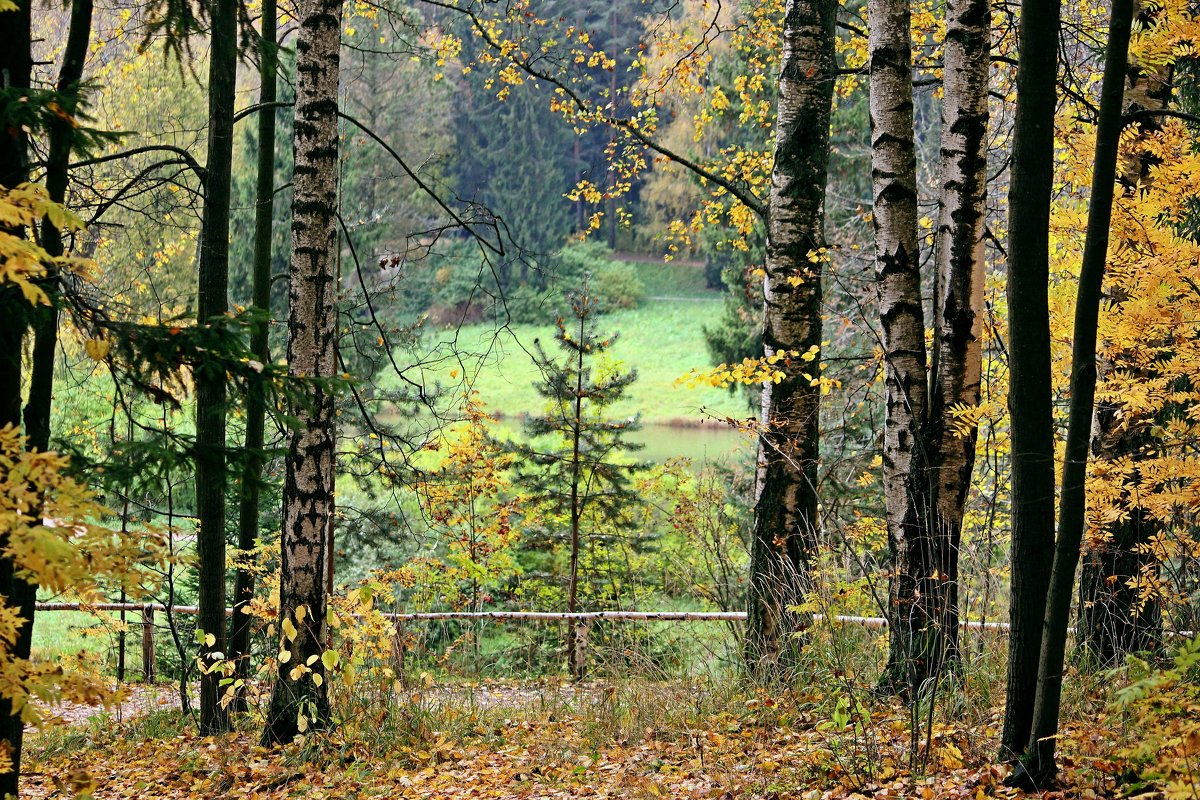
[554,242,644,311]
[592,262,645,309]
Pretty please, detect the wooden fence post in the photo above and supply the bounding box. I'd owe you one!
[141,605,156,683]
[571,619,590,681]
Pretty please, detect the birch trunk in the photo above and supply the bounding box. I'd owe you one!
[744,0,837,677]
[999,0,1062,759]
[867,0,934,693]
[924,0,991,681]
[262,0,343,745]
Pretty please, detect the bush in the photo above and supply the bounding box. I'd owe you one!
[592,262,645,309]
[554,242,644,311]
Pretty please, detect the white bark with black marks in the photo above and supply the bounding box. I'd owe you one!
[262,0,343,745]
[744,0,837,677]
[925,0,992,679]
[868,0,935,691]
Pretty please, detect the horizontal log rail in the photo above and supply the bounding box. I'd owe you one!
[39,602,1196,635]
[31,603,1196,685]
[35,602,1010,628]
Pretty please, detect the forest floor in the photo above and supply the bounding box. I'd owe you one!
[20,678,1138,799]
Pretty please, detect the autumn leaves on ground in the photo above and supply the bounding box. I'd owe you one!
[8,0,1200,792]
[19,643,1197,800]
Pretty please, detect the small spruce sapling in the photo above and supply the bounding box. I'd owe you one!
[511,290,644,680]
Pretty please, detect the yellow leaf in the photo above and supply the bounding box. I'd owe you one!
[83,337,111,362]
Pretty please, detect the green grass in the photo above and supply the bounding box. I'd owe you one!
[31,609,132,674]
[624,258,716,299]
[404,298,751,427]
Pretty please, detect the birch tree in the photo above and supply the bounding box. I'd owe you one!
[262,0,344,745]
[867,0,931,692]
[924,0,990,682]
[744,0,837,675]
[867,0,990,691]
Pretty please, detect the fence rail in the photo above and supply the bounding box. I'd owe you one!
[33,602,1195,684]
[34,602,1017,683]
[35,602,1013,627]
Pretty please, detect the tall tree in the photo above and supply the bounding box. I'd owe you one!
[24,0,93,453]
[743,0,837,676]
[195,0,239,735]
[1078,3,1175,665]
[868,0,991,693]
[1010,0,1135,787]
[867,0,933,693]
[999,0,1062,760]
[0,1,31,429]
[924,0,990,683]
[0,2,35,794]
[231,0,279,696]
[8,9,95,788]
[262,0,344,745]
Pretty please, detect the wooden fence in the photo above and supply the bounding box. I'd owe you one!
[33,602,1018,683]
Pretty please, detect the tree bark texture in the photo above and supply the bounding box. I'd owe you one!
[1020,0,1133,785]
[867,0,937,693]
[0,0,32,432]
[0,5,35,795]
[999,0,1062,761]
[1078,3,1171,665]
[231,0,279,699]
[262,0,343,745]
[195,0,238,735]
[744,0,837,677]
[923,0,992,683]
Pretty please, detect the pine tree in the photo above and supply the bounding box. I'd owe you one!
[512,290,644,680]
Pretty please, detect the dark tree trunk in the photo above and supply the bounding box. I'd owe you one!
[230,0,279,703]
[1013,0,1134,786]
[1078,2,1172,665]
[195,0,238,735]
[25,0,91,454]
[999,0,1062,761]
[262,0,343,745]
[0,0,32,431]
[744,0,836,677]
[0,4,34,796]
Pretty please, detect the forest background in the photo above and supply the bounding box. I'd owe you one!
[2,0,1200,796]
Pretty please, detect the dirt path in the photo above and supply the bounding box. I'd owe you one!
[28,684,190,732]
